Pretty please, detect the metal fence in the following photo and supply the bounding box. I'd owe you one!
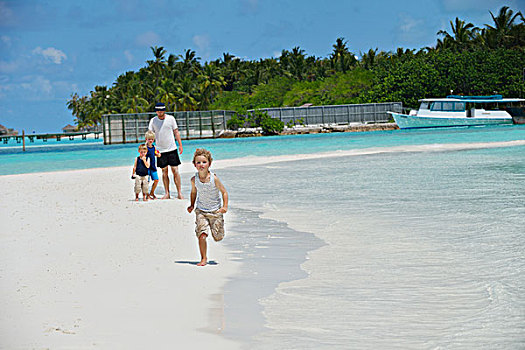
[101,110,235,145]
[101,102,402,144]
[252,102,402,126]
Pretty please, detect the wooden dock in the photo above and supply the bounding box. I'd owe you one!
[0,131,102,151]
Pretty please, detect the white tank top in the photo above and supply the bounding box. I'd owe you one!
[195,171,221,212]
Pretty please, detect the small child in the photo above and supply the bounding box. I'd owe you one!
[145,130,161,199]
[187,148,229,266]
[132,144,151,201]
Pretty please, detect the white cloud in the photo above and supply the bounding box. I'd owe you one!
[20,76,53,96]
[397,13,429,46]
[135,31,161,47]
[0,77,11,99]
[124,50,134,64]
[399,14,423,33]
[0,60,19,73]
[1,35,11,47]
[32,47,67,64]
[0,2,15,25]
[192,34,210,52]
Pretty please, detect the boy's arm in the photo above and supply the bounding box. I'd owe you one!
[215,175,228,213]
[132,158,137,178]
[187,177,197,213]
[143,156,150,168]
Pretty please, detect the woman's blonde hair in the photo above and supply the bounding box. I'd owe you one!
[192,148,213,165]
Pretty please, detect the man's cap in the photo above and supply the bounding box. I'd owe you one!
[155,102,166,111]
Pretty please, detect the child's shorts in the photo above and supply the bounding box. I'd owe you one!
[195,208,224,242]
[134,176,149,194]
[149,170,159,181]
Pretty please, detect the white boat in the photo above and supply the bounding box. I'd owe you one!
[388,95,525,129]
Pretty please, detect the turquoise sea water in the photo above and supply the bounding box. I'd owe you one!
[1,125,524,176]
[2,125,524,348]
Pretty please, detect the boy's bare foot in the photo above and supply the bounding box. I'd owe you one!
[135,198,139,202]
[149,193,157,200]
[161,194,170,199]
[177,193,184,200]
[197,260,207,266]
[144,197,148,202]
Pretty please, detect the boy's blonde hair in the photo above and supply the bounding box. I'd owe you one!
[145,130,155,140]
[192,148,213,165]
[138,143,148,152]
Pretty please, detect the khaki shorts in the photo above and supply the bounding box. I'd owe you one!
[195,208,224,242]
[134,176,149,194]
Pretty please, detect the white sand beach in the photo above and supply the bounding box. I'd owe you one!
[0,165,241,349]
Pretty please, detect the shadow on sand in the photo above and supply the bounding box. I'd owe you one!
[174,260,218,266]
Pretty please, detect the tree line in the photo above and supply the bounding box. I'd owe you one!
[67,6,525,128]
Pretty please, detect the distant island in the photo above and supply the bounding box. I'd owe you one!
[67,6,525,131]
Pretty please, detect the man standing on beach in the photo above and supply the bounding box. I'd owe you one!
[148,102,184,199]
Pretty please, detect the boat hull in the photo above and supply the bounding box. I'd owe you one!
[388,112,513,129]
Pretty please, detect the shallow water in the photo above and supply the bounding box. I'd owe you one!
[219,142,525,349]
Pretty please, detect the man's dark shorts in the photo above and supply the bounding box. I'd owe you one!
[157,149,181,168]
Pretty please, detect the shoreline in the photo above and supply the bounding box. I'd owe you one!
[2,138,524,179]
[219,122,398,138]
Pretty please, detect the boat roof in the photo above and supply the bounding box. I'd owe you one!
[419,95,525,103]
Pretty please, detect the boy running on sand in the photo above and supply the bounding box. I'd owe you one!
[145,130,161,199]
[187,149,229,266]
[132,144,151,201]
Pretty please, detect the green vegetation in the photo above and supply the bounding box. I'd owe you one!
[68,6,525,128]
[226,109,284,134]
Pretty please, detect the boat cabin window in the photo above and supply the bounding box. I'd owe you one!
[442,102,454,111]
[453,102,465,111]
[430,102,441,111]
[430,101,466,111]
[419,102,430,109]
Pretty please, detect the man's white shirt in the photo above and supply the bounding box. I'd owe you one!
[148,115,178,153]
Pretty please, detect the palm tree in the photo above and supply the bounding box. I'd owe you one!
[222,56,245,91]
[147,46,167,99]
[437,17,479,51]
[180,49,201,76]
[197,63,226,109]
[483,6,524,48]
[360,48,377,70]
[122,95,150,113]
[289,46,307,80]
[175,77,198,111]
[220,52,235,66]
[330,37,357,73]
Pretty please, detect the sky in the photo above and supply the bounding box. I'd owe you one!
[0,0,523,133]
